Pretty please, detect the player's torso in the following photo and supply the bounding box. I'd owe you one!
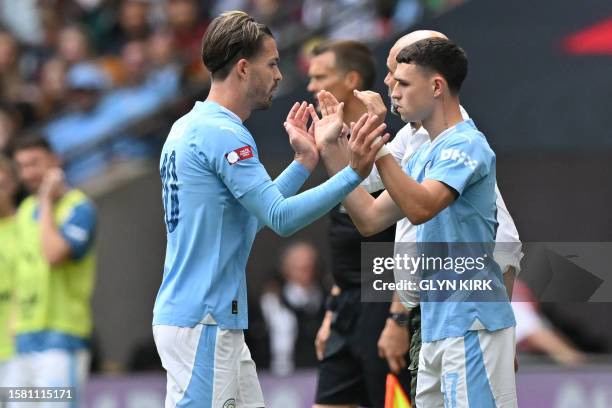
[408,133,497,243]
[155,105,257,328]
[406,127,514,341]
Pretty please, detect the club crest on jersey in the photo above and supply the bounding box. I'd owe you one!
[440,148,478,170]
[223,398,236,408]
[226,145,254,165]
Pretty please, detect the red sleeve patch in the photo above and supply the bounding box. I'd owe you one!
[225,145,254,165]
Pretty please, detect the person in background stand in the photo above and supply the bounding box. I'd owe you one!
[0,155,18,395]
[260,241,325,375]
[8,136,97,407]
[307,39,411,408]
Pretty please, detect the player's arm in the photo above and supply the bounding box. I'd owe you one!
[273,102,320,198]
[493,184,523,300]
[208,121,386,237]
[360,124,408,193]
[239,165,363,237]
[313,94,405,236]
[247,117,389,236]
[318,130,404,235]
[40,198,72,265]
[39,169,96,266]
[376,154,455,225]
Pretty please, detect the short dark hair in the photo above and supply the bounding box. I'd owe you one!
[11,134,53,156]
[312,40,376,90]
[201,10,273,80]
[396,38,467,94]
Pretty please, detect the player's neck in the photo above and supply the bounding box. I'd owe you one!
[423,98,463,142]
[207,82,251,122]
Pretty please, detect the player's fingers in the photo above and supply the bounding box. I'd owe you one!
[340,123,349,138]
[287,102,300,121]
[294,101,306,122]
[399,356,407,370]
[351,113,371,144]
[308,104,319,122]
[355,115,379,148]
[388,357,401,374]
[329,91,342,115]
[320,91,332,114]
[362,112,382,134]
[318,91,330,116]
[336,101,344,120]
[353,89,370,107]
[364,124,388,148]
[297,101,309,124]
[325,90,340,105]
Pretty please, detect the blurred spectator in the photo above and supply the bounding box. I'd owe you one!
[389,0,423,33]
[210,0,249,18]
[0,103,22,152]
[0,154,18,389]
[102,0,152,54]
[301,0,385,41]
[56,24,95,66]
[44,62,111,183]
[0,31,38,123]
[260,242,325,375]
[0,0,44,46]
[148,27,176,69]
[512,279,587,365]
[7,135,96,398]
[99,39,180,158]
[36,57,69,120]
[165,0,208,83]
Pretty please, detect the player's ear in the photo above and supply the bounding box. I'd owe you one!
[235,59,249,80]
[432,76,445,98]
[344,70,360,91]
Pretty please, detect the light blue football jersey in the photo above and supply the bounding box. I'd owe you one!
[153,101,270,329]
[153,101,362,330]
[406,119,516,342]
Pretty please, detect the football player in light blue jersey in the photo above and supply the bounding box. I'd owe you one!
[152,10,389,408]
[317,38,517,407]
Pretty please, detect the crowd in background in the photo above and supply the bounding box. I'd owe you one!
[0,0,466,185]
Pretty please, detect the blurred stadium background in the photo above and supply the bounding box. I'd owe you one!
[1,0,612,406]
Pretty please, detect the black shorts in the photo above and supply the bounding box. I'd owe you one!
[314,289,412,407]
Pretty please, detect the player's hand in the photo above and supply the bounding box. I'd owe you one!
[348,113,390,178]
[354,90,387,127]
[315,311,333,361]
[284,101,319,171]
[378,318,409,374]
[38,167,66,202]
[312,90,345,149]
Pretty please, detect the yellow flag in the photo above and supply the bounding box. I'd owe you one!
[384,373,412,408]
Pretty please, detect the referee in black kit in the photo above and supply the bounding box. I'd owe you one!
[306,39,412,408]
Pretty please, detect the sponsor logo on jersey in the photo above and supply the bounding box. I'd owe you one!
[226,146,254,165]
[223,398,236,408]
[440,148,478,170]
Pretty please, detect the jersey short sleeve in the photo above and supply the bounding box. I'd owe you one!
[426,135,494,196]
[60,201,96,260]
[200,125,272,199]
